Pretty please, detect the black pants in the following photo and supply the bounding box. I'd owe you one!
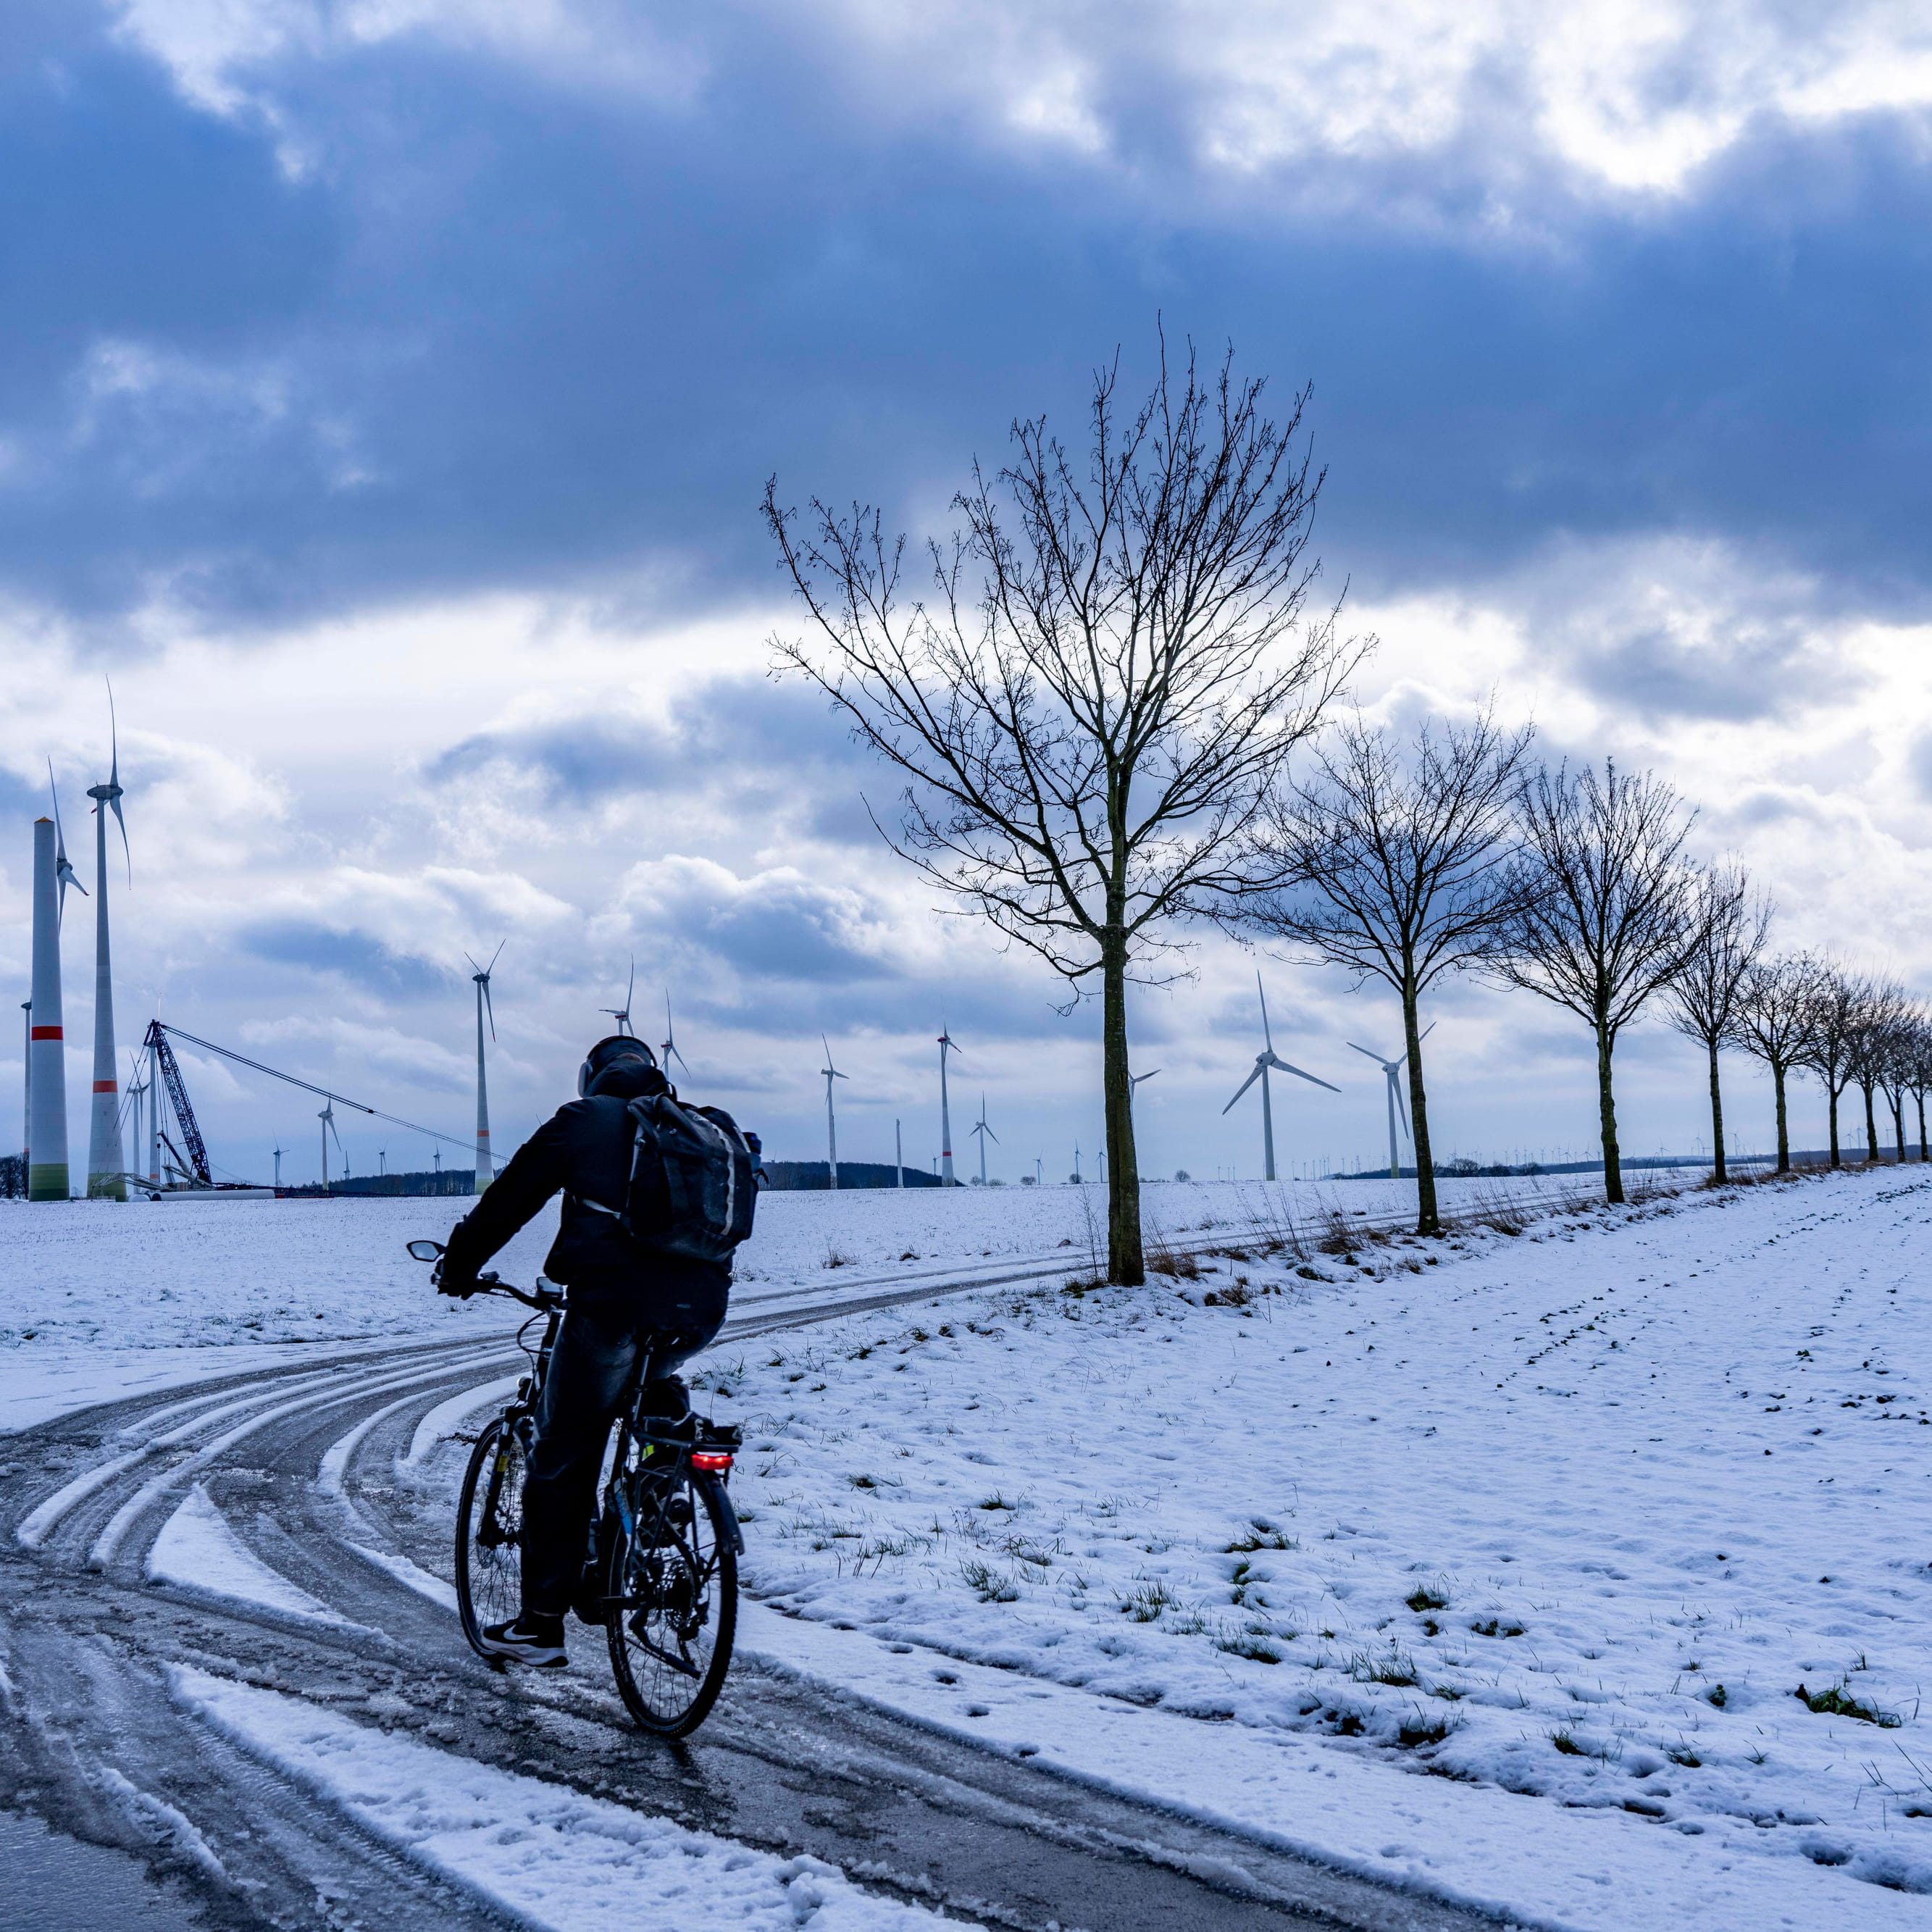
[520,1303,722,1618]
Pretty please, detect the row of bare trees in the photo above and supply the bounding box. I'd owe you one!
[766,338,1919,1281]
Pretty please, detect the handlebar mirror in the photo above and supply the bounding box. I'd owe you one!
[406,1239,445,1262]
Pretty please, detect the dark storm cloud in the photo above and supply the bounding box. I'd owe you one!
[432,674,885,845]
[1566,620,1849,726]
[2,8,1931,661]
[241,919,448,997]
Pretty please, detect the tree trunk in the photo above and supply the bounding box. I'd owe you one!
[1402,978,1438,1237]
[1100,925,1143,1287]
[1862,1081,1878,1163]
[1707,1037,1726,1185]
[1827,1084,1841,1167]
[1597,1019,1623,1206]
[1918,1090,1928,1163]
[1773,1061,1790,1173]
[1891,1094,1906,1164]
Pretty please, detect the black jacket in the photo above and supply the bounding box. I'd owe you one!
[442,1096,729,1332]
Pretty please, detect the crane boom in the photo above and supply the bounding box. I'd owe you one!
[144,1019,212,1187]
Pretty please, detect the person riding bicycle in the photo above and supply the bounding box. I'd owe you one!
[436,1034,733,1668]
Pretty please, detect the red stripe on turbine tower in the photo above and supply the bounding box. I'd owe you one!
[92,1080,117,1092]
[31,1026,62,1040]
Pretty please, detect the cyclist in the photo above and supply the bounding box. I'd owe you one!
[436,1034,730,1668]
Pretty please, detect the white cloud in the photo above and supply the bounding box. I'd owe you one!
[112,0,1932,225]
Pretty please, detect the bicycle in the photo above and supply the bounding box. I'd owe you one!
[406,1239,743,1737]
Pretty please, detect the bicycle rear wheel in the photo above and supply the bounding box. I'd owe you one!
[455,1415,526,1660]
[606,1471,737,1736]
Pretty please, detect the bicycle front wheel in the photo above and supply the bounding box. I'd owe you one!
[606,1471,737,1736]
[455,1415,526,1660]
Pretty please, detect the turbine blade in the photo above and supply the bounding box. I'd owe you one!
[987,1124,1000,1143]
[109,793,130,885]
[1269,1055,1341,1094]
[1345,1042,1384,1064]
[107,677,119,786]
[625,957,635,1010]
[1257,971,1274,1051]
[488,939,506,972]
[1419,1021,1437,1042]
[1222,1063,1263,1113]
[1395,1076,1412,1140]
[482,977,496,1040]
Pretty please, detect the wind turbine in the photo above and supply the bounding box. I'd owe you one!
[821,1036,848,1189]
[1129,1068,1161,1107]
[1222,973,1338,1182]
[28,773,83,1200]
[601,958,636,1037]
[969,1094,998,1184]
[85,687,131,1200]
[48,763,84,926]
[937,1028,961,1185]
[1348,1026,1434,1181]
[272,1142,284,1190]
[319,1099,344,1191]
[661,993,692,1082]
[465,942,503,1195]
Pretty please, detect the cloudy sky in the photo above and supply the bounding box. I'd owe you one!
[6,0,1932,1189]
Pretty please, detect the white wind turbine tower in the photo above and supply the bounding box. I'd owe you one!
[602,959,636,1037]
[937,1027,961,1184]
[319,1099,344,1190]
[661,993,692,1084]
[466,942,503,1195]
[85,688,131,1200]
[820,1036,848,1189]
[1348,1026,1434,1181]
[969,1093,998,1184]
[28,769,85,1199]
[272,1142,285,1190]
[1222,972,1338,1182]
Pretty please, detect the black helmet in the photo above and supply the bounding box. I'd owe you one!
[578,1035,666,1099]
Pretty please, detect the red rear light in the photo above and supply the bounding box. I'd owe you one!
[690,1450,733,1472]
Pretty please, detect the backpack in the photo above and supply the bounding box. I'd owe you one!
[603,1092,760,1263]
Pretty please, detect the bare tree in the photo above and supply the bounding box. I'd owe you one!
[1731,953,1819,1174]
[1910,1019,1932,1164]
[1232,707,1531,1235]
[1664,863,1770,1184]
[1875,998,1923,1163]
[1802,966,1865,1166]
[1494,761,1697,1205]
[765,342,1357,1284]
[1846,979,1904,1163]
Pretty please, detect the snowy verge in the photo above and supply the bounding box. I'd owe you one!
[737,1602,1917,1932]
[716,1166,1932,1922]
[170,1665,945,1930]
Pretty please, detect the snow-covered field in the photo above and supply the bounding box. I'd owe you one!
[13,1163,1928,1926]
[706,1166,1932,1920]
[0,1174,1586,1429]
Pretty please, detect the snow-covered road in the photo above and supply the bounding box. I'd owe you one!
[2,1245,1479,1931]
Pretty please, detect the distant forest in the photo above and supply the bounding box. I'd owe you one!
[762,1161,945,1190]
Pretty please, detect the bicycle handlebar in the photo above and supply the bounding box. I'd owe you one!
[472,1272,564,1313]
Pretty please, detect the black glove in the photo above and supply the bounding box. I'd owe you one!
[434,1258,480,1300]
